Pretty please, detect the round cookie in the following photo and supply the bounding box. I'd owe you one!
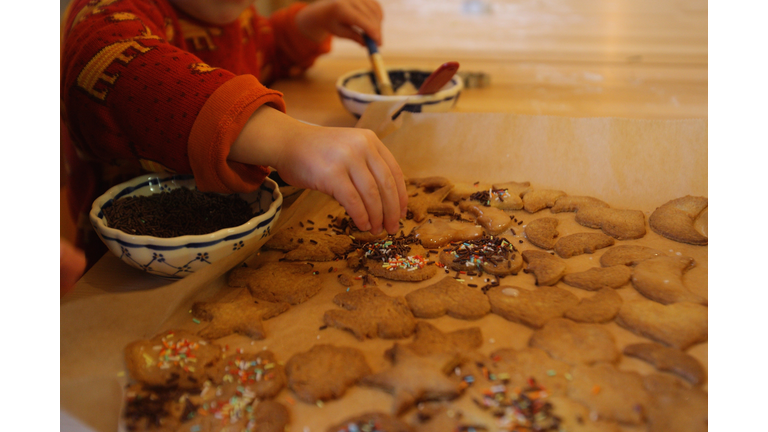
[285,344,372,403]
[124,329,221,390]
[438,235,522,276]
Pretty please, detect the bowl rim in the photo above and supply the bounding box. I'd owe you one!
[335,67,463,103]
[89,173,282,250]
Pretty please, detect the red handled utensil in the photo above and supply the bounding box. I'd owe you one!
[417,61,460,95]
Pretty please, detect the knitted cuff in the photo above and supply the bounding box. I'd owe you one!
[188,74,286,193]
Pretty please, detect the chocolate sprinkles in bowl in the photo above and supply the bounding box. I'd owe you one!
[90,173,282,279]
[103,188,256,238]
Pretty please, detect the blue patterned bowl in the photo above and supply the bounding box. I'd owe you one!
[89,173,282,279]
[336,67,463,118]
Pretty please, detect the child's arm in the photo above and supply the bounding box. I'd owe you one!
[229,105,407,235]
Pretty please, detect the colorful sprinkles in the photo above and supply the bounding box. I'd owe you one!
[476,377,562,431]
[151,332,199,372]
[444,235,518,269]
[359,234,430,271]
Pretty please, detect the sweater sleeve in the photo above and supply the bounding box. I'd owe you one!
[60,0,283,194]
[264,2,332,81]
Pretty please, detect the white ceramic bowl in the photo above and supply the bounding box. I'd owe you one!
[89,173,282,279]
[336,67,463,118]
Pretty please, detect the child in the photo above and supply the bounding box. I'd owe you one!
[60,0,407,268]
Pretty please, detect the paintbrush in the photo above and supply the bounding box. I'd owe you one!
[362,33,393,95]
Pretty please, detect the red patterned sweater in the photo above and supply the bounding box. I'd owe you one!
[60,0,331,265]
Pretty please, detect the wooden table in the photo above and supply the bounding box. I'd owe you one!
[273,0,707,126]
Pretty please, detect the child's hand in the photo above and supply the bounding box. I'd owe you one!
[295,0,384,46]
[229,106,407,235]
[61,238,86,296]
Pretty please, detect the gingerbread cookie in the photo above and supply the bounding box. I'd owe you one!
[554,232,615,259]
[648,196,708,245]
[643,374,708,432]
[394,321,483,358]
[458,201,514,235]
[599,245,665,267]
[361,344,463,415]
[487,285,579,329]
[191,290,289,340]
[333,213,389,243]
[487,347,572,396]
[623,343,706,386]
[324,287,417,340]
[228,265,254,287]
[575,207,646,240]
[470,372,564,429]
[445,181,491,202]
[411,405,467,432]
[326,412,414,432]
[357,236,437,281]
[124,330,221,390]
[564,287,623,323]
[232,261,322,305]
[438,235,522,276]
[631,256,706,305]
[524,217,560,250]
[523,189,567,213]
[264,226,353,261]
[562,266,632,291]
[405,276,491,320]
[615,299,708,349]
[406,177,456,222]
[183,397,290,432]
[551,195,610,213]
[412,218,484,248]
[546,396,621,432]
[528,318,620,365]
[285,344,371,403]
[492,180,532,201]
[122,384,187,431]
[567,363,649,425]
[522,250,567,285]
[211,351,287,400]
[466,185,524,210]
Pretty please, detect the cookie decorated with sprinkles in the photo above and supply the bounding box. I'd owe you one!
[357,235,437,281]
[123,329,222,390]
[210,351,287,400]
[437,235,522,276]
[325,412,414,432]
[180,392,289,432]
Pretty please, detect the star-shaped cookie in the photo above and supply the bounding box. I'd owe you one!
[191,290,289,340]
[361,343,464,415]
[407,177,456,222]
[323,287,417,340]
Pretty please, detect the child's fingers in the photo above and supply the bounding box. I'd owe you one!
[337,2,382,45]
[349,162,386,234]
[329,23,364,45]
[333,175,371,232]
[363,151,403,234]
[373,141,408,218]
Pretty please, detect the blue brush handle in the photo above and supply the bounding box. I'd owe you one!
[363,33,378,54]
